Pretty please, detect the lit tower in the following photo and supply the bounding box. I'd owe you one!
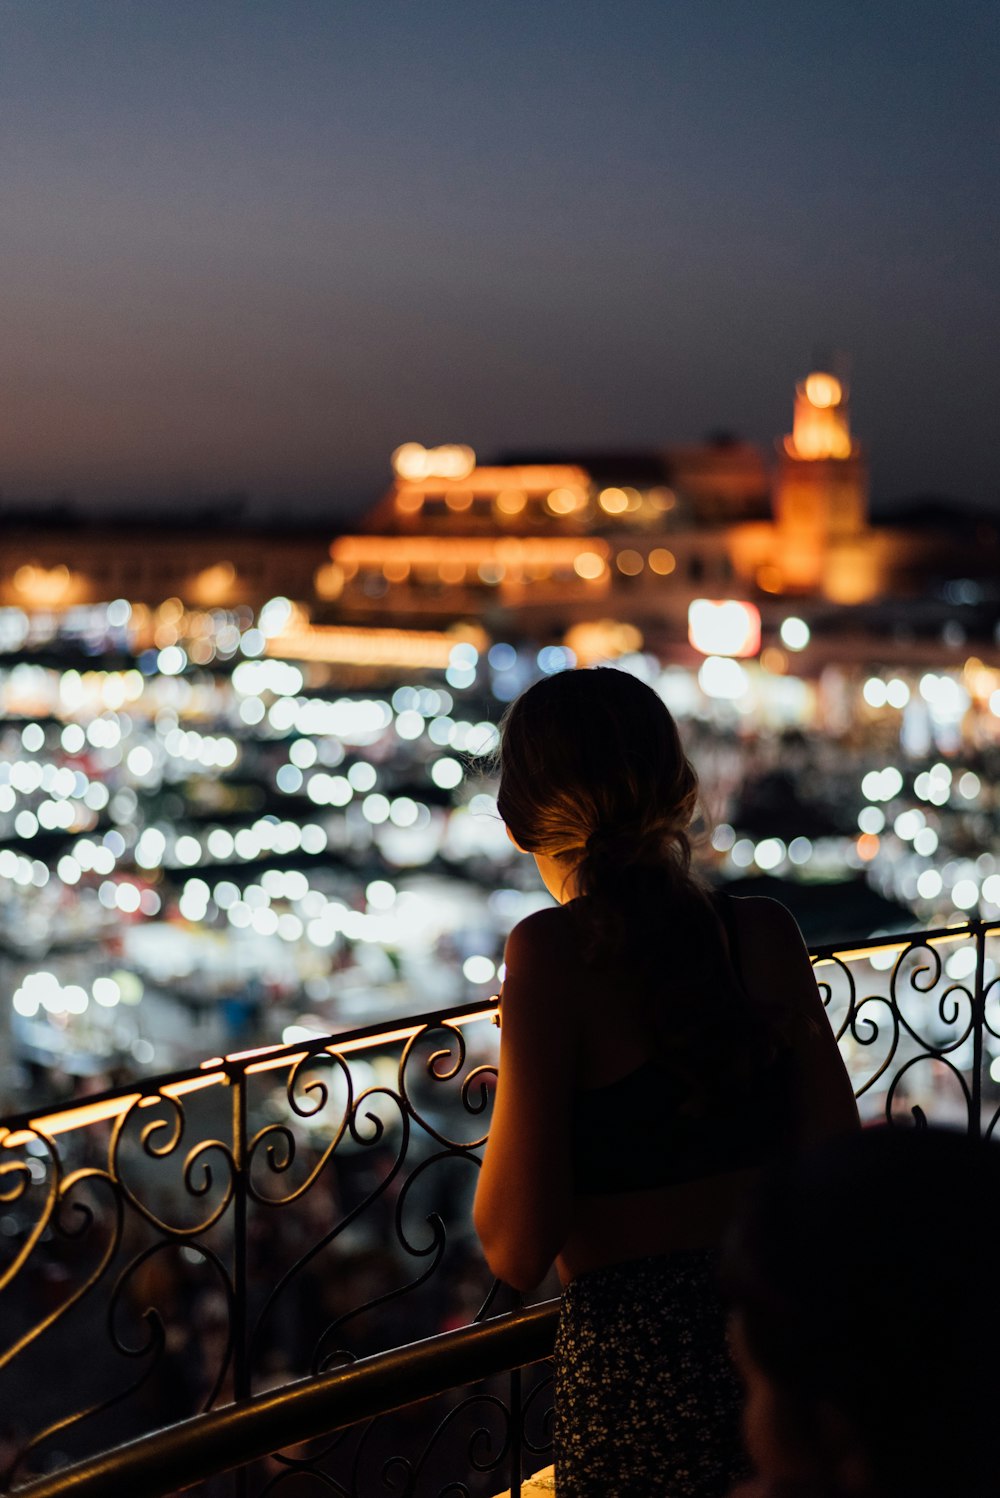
[772,371,870,597]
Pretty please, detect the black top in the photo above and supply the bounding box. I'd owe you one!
[570,893,791,1195]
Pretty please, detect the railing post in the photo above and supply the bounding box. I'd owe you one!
[230,1062,250,1496]
[972,920,986,1138]
[508,1364,522,1498]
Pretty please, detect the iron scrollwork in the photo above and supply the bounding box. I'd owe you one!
[812,924,990,1127]
[2,925,998,1493]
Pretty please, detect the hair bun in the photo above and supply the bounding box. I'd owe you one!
[585,820,676,872]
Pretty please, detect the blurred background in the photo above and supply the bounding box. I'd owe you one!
[1,0,998,1112]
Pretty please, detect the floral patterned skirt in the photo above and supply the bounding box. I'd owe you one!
[553,1249,749,1497]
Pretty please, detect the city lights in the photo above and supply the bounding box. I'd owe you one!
[779,617,810,651]
[0,375,998,1117]
[392,442,477,482]
[697,656,748,700]
[786,370,853,460]
[648,548,676,576]
[547,487,584,515]
[573,551,607,581]
[804,373,843,408]
[688,600,761,659]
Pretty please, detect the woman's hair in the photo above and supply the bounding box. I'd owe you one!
[722,1126,1000,1497]
[497,665,699,903]
[497,667,777,1101]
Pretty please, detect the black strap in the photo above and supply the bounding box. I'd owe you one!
[714,889,746,990]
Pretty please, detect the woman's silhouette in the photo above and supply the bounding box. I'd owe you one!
[474,666,858,1496]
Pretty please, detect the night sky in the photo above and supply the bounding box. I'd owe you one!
[2,1,997,521]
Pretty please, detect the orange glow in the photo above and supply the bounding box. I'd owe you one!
[688,599,761,658]
[243,1008,500,1073]
[396,463,587,500]
[496,490,527,515]
[598,487,629,515]
[162,1073,227,1098]
[648,548,676,576]
[438,560,467,584]
[814,929,972,970]
[760,647,788,674]
[3,1012,506,1143]
[2,1130,40,1150]
[3,1094,142,1143]
[804,373,843,408]
[814,942,906,969]
[791,417,852,461]
[223,1041,295,1062]
[396,490,424,514]
[382,559,411,583]
[188,561,237,606]
[648,488,676,512]
[10,563,88,609]
[444,491,473,512]
[857,833,880,862]
[573,551,607,581]
[494,538,526,565]
[267,623,486,668]
[314,562,345,601]
[546,487,584,515]
[786,372,853,461]
[823,544,879,605]
[756,564,784,594]
[332,536,610,571]
[565,619,643,665]
[392,442,477,481]
[17,563,70,597]
[963,657,998,702]
[616,550,644,576]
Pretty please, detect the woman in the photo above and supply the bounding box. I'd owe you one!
[473,667,858,1497]
[723,1126,1000,1498]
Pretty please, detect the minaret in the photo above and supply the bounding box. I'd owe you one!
[788,372,853,463]
[772,371,869,592]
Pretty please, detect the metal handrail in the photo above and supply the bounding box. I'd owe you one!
[0,996,500,1135]
[808,914,998,961]
[11,1301,560,1498]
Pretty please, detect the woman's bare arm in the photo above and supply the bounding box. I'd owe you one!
[733,896,860,1147]
[473,908,577,1291]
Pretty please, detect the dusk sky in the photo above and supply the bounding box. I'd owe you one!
[2,1,997,521]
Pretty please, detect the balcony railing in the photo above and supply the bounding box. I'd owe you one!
[11,1300,561,1498]
[2,917,998,1496]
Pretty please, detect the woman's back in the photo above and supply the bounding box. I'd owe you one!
[499,890,854,1284]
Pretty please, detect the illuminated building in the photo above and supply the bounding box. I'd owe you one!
[1,372,998,672]
[323,438,771,653]
[0,522,333,615]
[319,378,998,669]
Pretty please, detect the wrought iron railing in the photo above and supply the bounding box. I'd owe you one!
[1,917,998,1495]
[10,1300,560,1498]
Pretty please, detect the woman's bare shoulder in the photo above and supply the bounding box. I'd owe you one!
[724,894,817,1000]
[730,892,808,928]
[726,893,806,943]
[504,903,584,970]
